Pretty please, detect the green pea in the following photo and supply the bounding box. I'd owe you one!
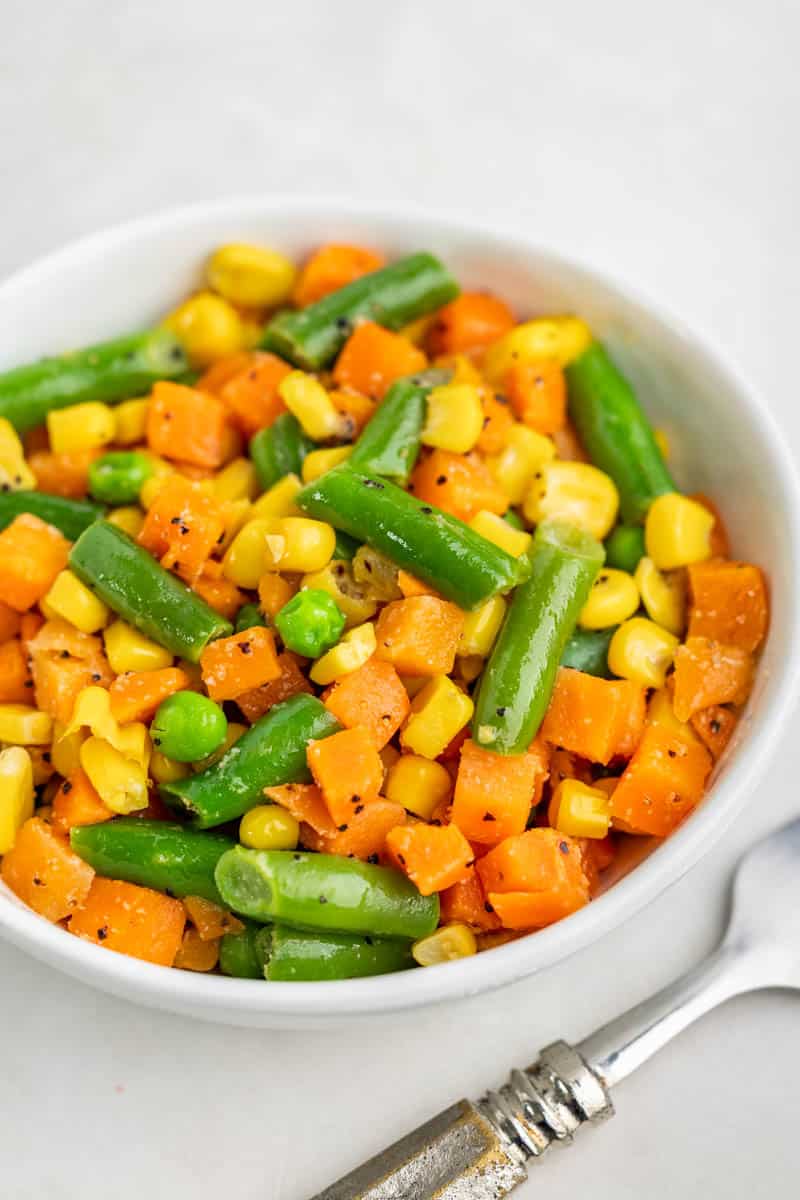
[605,524,646,573]
[234,603,267,634]
[275,588,345,658]
[151,692,228,763]
[88,451,153,505]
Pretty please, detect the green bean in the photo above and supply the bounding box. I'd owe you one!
[605,524,646,573]
[348,368,450,484]
[560,626,616,678]
[0,491,103,540]
[256,925,413,982]
[249,413,313,491]
[219,921,264,979]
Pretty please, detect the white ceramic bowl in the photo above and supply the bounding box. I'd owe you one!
[1,198,798,1028]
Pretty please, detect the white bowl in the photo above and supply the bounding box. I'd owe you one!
[1,198,798,1029]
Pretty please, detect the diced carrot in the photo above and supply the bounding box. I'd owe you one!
[292,244,385,308]
[410,449,508,521]
[476,828,589,929]
[191,573,245,619]
[28,619,112,723]
[69,877,185,966]
[690,705,737,759]
[197,351,258,395]
[579,834,617,896]
[687,560,768,652]
[547,747,594,791]
[438,724,470,763]
[173,927,220,971]
[426,292,516,356]
[385,822,474,895]
[52,768,113,832]
[551,421,588,462]
[265,782,337,837]
[375,596,464,676]
[257,573,295,619]
[329,388,376,437]
[183,895,243,940]
[2,816,95,922]
[451,737,549,845]
[396,569,439,598]
[332,321,428,401]
[540,668,646,765]
[505,360,567,434]
[672,637,754,722]
[689,493,730,558]
[235,651,312,722]
[138,475,226,584]
[476,390,515,455]
[147,381,230,469]
[0,638,32,703]
[28,448,101,498]
[440,864,501,931]
[28,746,55,788]
[302,799,407,861]
[200,627,281,702]
[0,514,70,612]
[323,656,410,748]
[23,425,49,455]
[0,601,21,642]
[307,726,383,826]
[20,612,44,645]
[108,667,190,724]
[219,352,291,437]
[609,724,712,836]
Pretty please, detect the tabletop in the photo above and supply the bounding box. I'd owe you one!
[1,2,798,1196]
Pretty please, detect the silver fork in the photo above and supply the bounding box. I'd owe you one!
[313,814,800,1199]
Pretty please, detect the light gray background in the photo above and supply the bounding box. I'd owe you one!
[1,2,798,1196]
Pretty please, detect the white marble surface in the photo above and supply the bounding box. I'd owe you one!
[1,2,798,1196]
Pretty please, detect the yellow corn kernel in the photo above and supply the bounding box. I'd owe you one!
[239,804,300,851]
[523,460,619,540]
[193,722,246,773]
[401,675,428,699]
[0,746,34,853]
[645,492,714,570]
[487,423,556,505]
[551,778,610,839]
[412,923,478,966]
[634,556,686,636]
[0,418,36,490]
[249,473,303,520]
[458,594,507,658]
[301,444,352,484]
[66,686,151,769]
[104,620,173,673]
[51,720,85,777]
[207,243,296,309]
[0,705,52,744]
[278,371,344,441]
[654,428,670,460]
[310,621,376,685]
[217,498,252,551]
[421,384,484,454]
[139,460,177,509]
[149,749,191,784]
[483,316,592,383]
[400,313,437,347]
[401,675,474,759]
[608,617,679,688]
[163,290,245,367]
[301,562,377,629]
[80,736,148,814]
[47,402,115,454]
[113,397,150,445]
[647,687,699,741]
[384,754,451,820]
[440,353,485,386]
[456,654,484,684]
[469,510,531,558]
[222,519,277,588]
[42,569,110,634]
[578,568,639,630]
[211,457,259,503]
[107,506,145,538]
[261,517,335,574]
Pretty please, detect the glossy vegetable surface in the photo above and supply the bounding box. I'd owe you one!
[348,368,450,484]
[258,924,413,981]
[0,491,103,540]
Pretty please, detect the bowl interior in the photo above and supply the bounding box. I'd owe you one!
[0,200,797,1026]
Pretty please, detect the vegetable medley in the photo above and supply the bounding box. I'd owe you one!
[0,240,769,982]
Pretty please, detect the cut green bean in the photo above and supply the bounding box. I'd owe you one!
[348,368,450,484]
[473,520,605,753]
[566,343,676,524]
[219,921,264,979]
[605,524,646,573]
[249,413,313,491]
[257,924,413,982]
[216,847,439,940]
[234,602,268,633]
[332,529,360,561]
[69,520,232,662]
[0,329,187,435]
[297,465,525,611]
[161,694,340,829]
[0,491,104,540]
[560,626,616,678]
[69,819,234,906]
[262,253,459,371]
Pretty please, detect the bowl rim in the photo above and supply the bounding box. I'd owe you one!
[1,194,799,1022]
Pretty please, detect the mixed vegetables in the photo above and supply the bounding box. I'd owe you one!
[0,240,769,981]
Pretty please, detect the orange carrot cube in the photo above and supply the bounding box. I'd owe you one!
[292,244,385,308]
[234,651,312,722]
[609,724,712,836]
[146,381,230,469]
[687,560,768,652]
[476,828,589,929]
[332,321,427,400]
[540,668,646,764]
[219,352,291,437]
[52,769,113,832]
[138,475,226,583]
[385,822,474,895]
[0,514,70,612]
[306,726,383,827]
[505,360,567,434]
[2,816,95,922]
[322,656,410,747]
[426,292,516,356]
[410,449,508,522]
[375,596,464,676]
[451,737,550,845]
[69,877,185,966]
[200,627,281,702]
[109,667,190,724]
[0,639,32,703]
[672,637,754,722]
